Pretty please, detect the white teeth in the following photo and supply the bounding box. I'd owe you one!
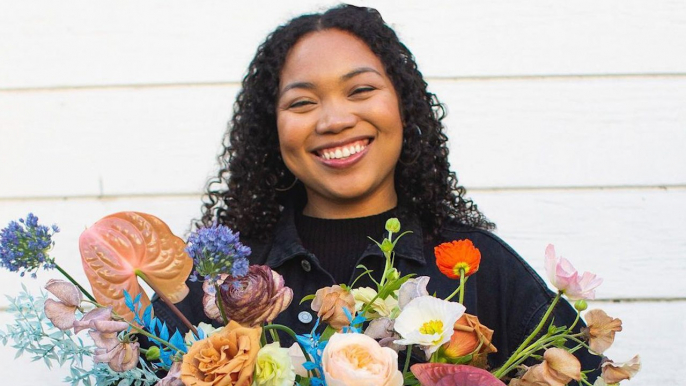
[320,142,367,160]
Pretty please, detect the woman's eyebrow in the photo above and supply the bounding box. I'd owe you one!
[279,67,381,98]
[279,81,315,97]
[341,67,381,81]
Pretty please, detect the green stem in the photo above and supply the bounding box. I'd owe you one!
[569,311,581,332]
[493,292,561,379]
[127,322,183,353]
[444,270,466,302]
[135,270,197,337]
[55,263,96,302]
[215,283,229,325]
[262,324,313,365]
[459,269,466,304]
[403,344,413,375]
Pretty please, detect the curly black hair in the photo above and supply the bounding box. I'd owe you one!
[199,4,494,241]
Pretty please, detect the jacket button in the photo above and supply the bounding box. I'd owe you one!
[298,311,313,324]
[301,259,312,272]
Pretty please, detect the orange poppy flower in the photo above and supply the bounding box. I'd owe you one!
[434,240,481,279]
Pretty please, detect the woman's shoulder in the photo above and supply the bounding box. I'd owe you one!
[437,221,552,298]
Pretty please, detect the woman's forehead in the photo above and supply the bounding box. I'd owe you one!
[279,29,387,90]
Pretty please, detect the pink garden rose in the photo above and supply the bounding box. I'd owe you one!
[322,333,403,386]
[544,244,603,300]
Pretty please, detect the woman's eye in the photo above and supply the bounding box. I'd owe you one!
[288,100,315,109]
[351,86,375,96]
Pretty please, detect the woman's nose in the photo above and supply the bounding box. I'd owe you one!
[315,101,357,134]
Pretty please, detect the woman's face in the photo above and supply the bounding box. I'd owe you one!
[276,29,403,218]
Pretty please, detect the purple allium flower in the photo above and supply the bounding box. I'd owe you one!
[0,213,59,277]
[185,224,251,283]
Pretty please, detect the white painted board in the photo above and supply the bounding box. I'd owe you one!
[2,0,686,89]
[1,188,684,307]
[470,187,686,300]
[2,76,684,198]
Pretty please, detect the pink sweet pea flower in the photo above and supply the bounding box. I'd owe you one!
[544,244,603,300]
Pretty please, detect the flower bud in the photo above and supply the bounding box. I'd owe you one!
[380,239,393,253]
[385,218,401,234]
[145,346,160,361]
[574,299,588,311]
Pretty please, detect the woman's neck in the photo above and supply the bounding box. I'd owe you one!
[302,188,398,219]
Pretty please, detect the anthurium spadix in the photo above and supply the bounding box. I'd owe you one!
[79,212,193,323]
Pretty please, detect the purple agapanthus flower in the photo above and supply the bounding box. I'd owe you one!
[0,213,59,278]
[185,224,251,282]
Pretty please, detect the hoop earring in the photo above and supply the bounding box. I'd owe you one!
[275,177,299,192]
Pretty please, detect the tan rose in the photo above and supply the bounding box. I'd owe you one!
[514,348,581,386]
[311,285,356,330]
[441,313,497,364]
[218,265,293,327]
[583,309,622,354]
[181,320,262,386]
[601,355,641,384]
[322,333,403,386]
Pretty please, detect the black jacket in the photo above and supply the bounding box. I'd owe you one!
[153,204,600,379]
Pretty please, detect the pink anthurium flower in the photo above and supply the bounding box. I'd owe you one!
[544,244,603,300]
[411,363,506,386]
[79,212,193,323]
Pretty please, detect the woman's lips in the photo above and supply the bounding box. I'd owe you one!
[313,138,371,169]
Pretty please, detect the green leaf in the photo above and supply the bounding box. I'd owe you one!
[299,294,316,305]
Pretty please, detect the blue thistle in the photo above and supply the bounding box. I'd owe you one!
[0,213,59,278]
[185,224,251,283]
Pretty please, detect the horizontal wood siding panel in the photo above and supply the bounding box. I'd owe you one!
[2,0,685,88]
[470,187,686,299]
[0,86,237,198]
[1,189,684,307]
[2,77,684,198]
[434,77,686,189]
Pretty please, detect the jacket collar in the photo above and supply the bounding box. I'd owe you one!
[265,203,426,268]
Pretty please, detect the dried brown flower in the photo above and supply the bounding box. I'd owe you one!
[583,309,622,354]
[311,285,356,330]
[601,355,641,384]
[43,279,83,330]
[513,348,581,386]
[94,341,140,372]
[442,313,497,364]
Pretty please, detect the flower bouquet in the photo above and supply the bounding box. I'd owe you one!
[0,212,640,386]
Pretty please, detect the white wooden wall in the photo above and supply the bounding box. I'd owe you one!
[1,1,684,384]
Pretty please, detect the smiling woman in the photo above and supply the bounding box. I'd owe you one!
[276,29,403,219]
[151,4,600,383]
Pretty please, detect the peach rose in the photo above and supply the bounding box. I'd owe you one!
[180,320,262,386]
[311,285,356,330]
[322,333,403,386]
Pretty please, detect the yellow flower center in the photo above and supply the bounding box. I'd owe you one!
[452,262,470,277]
[419,320,444,335]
